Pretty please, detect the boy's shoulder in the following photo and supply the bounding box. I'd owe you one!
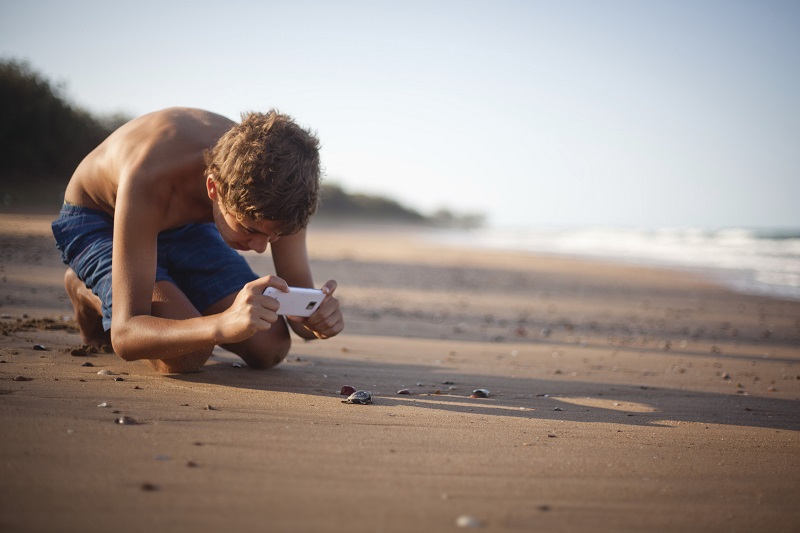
[99,108,235,184]
[114,108,234,146]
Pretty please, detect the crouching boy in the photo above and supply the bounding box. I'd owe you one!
[52,107,343,374]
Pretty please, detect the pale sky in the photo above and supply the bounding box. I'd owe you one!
[2,0,798,228]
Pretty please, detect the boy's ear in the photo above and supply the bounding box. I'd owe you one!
[206,175,218,200]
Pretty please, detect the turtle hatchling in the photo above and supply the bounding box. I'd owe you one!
[342,390,373,404]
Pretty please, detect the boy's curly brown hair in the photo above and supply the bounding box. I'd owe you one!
[204,110,320,236]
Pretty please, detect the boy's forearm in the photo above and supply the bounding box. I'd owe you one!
[111,314,221,361]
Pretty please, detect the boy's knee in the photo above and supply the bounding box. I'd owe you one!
[146,348,212,375]
[239,334,292,370]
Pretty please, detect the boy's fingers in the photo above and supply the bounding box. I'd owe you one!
[306,303,342,332]
[321,280,337,299]
[261,298,280,312]
[312,315,344,339]
[250,275,289,293]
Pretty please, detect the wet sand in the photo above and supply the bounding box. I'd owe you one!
[1,213,799,532]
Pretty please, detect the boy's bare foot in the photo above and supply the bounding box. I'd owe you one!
[63,268,110,348]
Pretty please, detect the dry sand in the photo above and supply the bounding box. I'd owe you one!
[1,213,799,532]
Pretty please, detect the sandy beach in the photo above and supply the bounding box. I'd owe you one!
[1,212,799,532]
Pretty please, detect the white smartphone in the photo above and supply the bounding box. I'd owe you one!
[262,287,325,317]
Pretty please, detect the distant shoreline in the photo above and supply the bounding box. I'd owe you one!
[422,225,800,302]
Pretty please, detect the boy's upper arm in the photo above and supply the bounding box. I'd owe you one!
[271,229,314,288]
[110,176,165,324]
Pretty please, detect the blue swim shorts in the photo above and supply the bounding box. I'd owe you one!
[51,203,258,331]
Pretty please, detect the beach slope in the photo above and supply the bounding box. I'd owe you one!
[1,214,799,532]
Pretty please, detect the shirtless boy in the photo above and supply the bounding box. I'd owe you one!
[51,107,344,374]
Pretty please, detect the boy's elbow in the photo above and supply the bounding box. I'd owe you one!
[110,326,138,361]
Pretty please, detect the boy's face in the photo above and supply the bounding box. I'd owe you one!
[207,175,283,253]
[213,203,283,253]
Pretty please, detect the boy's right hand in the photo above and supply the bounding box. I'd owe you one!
[215,275,289,344]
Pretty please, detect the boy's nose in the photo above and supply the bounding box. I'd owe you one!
[248,235,269,253]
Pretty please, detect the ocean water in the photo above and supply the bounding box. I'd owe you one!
[427,226,800,301]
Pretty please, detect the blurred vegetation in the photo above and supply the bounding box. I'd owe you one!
[0,57,129,211]
[318,182,426,223]
[317,182,484,228]
[0,57,484,227]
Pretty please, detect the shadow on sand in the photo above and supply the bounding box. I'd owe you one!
[169,342,800,433]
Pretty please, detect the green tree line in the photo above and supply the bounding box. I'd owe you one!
[0,57,128,209]
[0,58,483,226]
[317,182,484,228]
[0,59,129,179]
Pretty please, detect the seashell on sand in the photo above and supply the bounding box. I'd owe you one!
[456,515,482,528]
[342,390,372,404]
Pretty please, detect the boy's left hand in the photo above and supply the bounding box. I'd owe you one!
[287,280,344,339]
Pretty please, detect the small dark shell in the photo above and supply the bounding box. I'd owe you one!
[342,390,372,404]
[340,385,356,396]
[33,344,47,351]
[396,388,413,395]
[470,388,490,398]
[115,416,137,425]
[13,376,32,382]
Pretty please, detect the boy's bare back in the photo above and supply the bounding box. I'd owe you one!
[64,107,234,227]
